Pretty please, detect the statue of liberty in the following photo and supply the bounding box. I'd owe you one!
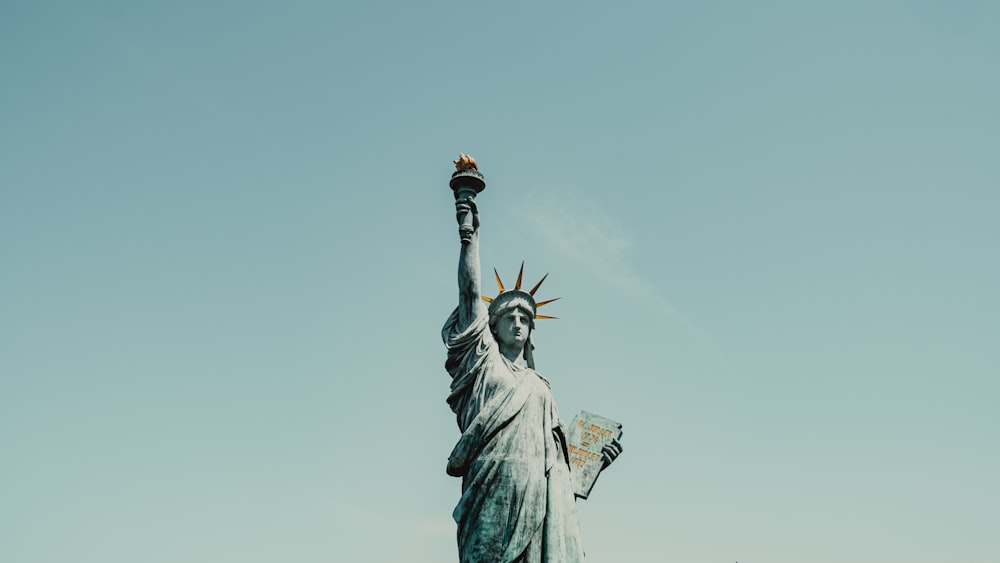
[442,155,623,563]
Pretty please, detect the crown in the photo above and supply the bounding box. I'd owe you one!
[481,262,560,320]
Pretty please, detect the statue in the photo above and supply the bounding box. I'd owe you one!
[442,155,623,562]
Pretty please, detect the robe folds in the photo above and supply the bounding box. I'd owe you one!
[443,307,585,563]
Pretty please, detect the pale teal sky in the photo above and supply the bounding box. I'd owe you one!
[2,2,998,562]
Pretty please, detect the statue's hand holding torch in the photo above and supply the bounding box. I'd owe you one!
[455,195,479,243]
[449,153,486,245]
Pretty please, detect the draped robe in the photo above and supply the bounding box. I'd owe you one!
[442,307,585,563]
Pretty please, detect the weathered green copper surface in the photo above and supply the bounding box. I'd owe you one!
[442,157,623,562]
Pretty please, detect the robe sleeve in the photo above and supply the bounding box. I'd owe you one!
[441,306,495,420]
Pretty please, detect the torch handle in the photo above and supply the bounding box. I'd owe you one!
[454,186,477,243]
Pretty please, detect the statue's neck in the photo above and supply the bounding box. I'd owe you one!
[499,344,524,366]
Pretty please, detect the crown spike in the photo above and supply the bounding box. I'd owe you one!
[534,314,558,320]
[494,268,505,292]
[481,296,493,303]
[535,297,561,308]
[528,273,549,296]
[515,262,524,290]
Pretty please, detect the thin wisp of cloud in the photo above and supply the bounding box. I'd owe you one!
[525,196,731,369]
[527,198,677,317]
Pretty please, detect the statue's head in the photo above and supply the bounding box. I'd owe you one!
[483,265,559,366]
[488,295,536,350]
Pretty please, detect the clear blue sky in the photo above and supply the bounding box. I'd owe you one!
[2,2,997,562]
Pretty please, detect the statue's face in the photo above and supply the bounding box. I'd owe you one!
[494,307,532,350]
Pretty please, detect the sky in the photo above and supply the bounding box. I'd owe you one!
[1,1,998,562]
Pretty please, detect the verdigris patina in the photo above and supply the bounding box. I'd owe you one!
[443,156,623,563]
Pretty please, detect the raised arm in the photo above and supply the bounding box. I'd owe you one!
[455,197,485,329]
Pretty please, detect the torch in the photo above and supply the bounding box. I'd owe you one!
[450,153,486,243]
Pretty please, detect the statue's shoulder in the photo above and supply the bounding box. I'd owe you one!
[529,369,552,388]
